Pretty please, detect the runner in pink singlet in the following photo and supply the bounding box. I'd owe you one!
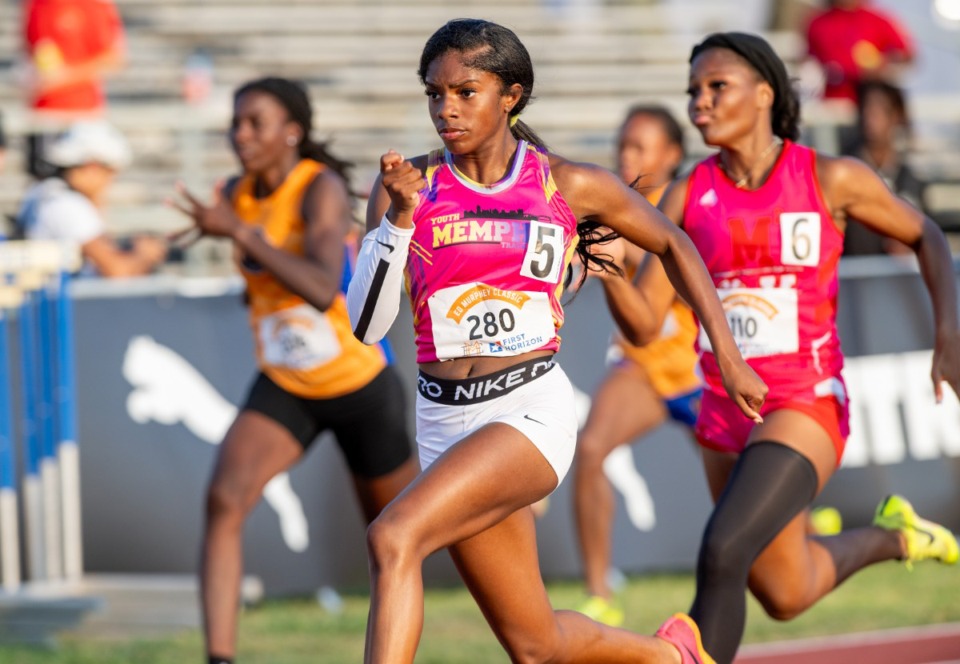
[347,19,767,664]
[684,138,849,462]
[406,140,577,365]
[615,32,960,664]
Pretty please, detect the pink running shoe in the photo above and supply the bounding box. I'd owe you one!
[655,613,716,664]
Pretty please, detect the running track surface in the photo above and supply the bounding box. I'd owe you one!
[737,623,960,663]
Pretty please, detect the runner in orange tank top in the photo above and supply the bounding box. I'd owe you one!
[170,77,418,664]
[609,33,960,664]
[571,105,702,626]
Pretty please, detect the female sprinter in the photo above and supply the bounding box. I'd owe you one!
[170,77,418,664]
[572,105,702,627]
[613,32,960,664]
[347,19,766,664]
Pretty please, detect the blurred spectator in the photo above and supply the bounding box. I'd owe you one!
[841,80,925,255]
[16,121,167,276]
[805,0,914,104]
[22,0,126,178]
[0,110,6,173]
[181,48,214,106]
[0,112,7,240]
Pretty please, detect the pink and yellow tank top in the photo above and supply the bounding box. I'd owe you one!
[682,140,844,395]
[406,141,579,363]
[234,159,386,398]
[615,184,701,398]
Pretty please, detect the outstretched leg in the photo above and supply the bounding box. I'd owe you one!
[691,409,903,664]
[202,411,302,660]
[364,421,558,663]
[747,509,902,621]
[572,367,666,601]
[363,420,684,664]
[450,506,681,664]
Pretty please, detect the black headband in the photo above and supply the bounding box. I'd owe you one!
[690,32,786,92]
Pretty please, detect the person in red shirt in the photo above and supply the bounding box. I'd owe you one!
[805,0,914,103]
[22,0,126,177]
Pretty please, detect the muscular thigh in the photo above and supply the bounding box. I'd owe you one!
[725,409,838,595]
[746,409,838,492]
[701,405,840,503]
[350,460,420,524]
[381,421,559,559]
[212,410,303,502]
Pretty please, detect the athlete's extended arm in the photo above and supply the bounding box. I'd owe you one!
[346,151,426,344]
[595,254,671,347]
[555,158,766,421]
[822,155,960,401]
[170,172,348,312]
[597,179,691,346]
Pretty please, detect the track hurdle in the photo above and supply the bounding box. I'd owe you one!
[17,283,45,583]
[56,270,83,582]
[0,241,81,592]
[0,279,22,590]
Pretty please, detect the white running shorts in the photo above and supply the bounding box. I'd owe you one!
[416,360,578,486]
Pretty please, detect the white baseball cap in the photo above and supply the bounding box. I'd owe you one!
[46,120,132,170]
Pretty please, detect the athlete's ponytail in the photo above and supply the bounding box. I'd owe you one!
[571,222,623,293]
[509,118,547,151]
[690,32,801,142]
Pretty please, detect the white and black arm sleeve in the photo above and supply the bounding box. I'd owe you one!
[347,216,414,344]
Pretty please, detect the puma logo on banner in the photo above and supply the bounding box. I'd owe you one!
[123,335,310,552]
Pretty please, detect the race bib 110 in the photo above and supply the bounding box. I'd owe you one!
[699,287,799,358]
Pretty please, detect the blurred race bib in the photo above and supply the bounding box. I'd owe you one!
[259,304,340,370]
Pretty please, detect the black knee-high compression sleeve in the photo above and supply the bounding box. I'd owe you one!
[689,441,818,664]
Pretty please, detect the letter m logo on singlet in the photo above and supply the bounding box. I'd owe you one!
[728,217,776,269]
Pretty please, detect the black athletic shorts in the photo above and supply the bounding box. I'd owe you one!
[241,365,413,478]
